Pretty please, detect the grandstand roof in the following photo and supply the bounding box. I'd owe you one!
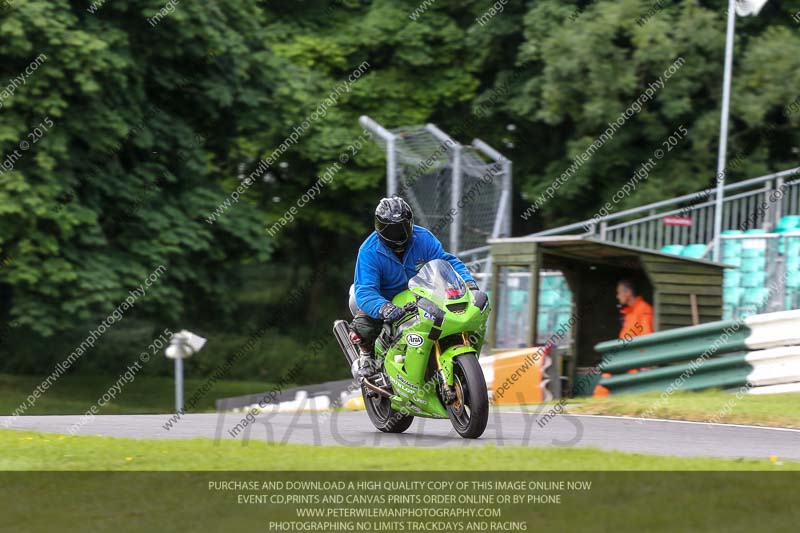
[487,235,729,363]
[488,235,733,269]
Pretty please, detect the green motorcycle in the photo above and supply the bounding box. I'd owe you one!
[333,259,491,439]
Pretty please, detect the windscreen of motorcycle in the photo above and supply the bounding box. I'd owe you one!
[408,259,467,308]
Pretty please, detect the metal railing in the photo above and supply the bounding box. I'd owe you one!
[532,166,800,253]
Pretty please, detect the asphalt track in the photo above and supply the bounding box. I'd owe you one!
[3,410,800,460]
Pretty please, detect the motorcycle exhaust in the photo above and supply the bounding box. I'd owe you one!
[361,378,393,399]
[334,320,393,399]
[333,320,360,367]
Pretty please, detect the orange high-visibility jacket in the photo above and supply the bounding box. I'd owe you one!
[594,296,656,397]
[619,296,654,339]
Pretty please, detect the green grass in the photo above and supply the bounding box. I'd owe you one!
[0,373,274,415]
[2,431,798,533]
[565,390,800,428]
[2,429,797,471]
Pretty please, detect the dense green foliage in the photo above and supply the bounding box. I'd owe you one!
[1,1,799,382]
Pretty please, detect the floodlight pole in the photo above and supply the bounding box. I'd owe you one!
[713,0,736,261]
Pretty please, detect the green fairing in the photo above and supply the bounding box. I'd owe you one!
[335,259,492,438]
[371,280,490,420]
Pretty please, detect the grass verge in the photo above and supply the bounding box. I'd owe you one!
[0,373,273,415]
[565,390,800,428]
[2,429,797,471]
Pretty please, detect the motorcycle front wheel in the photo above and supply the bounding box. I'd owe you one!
[446,353,489,439]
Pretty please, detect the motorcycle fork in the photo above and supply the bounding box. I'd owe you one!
[435,334,472,404]
[434,340,456,404]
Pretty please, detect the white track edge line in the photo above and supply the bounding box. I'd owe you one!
[507,412,800,433]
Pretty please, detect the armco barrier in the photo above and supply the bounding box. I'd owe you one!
[595,310,800,395]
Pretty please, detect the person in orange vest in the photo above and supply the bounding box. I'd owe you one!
[594,279,655,397]
[616,279,654,340]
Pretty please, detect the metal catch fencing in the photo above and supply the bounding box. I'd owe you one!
[360,116,512,264]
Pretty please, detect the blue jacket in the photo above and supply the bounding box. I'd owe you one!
[354,225,475,319]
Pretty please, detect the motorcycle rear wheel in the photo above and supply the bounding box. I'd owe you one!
[362,378,414,433]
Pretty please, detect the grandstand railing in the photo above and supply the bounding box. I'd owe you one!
[532,166,800,254]
[522,168,800,335]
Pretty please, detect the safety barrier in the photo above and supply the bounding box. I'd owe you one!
[218,347,556,414]
[594,309,800,394]
[480,346,553,404]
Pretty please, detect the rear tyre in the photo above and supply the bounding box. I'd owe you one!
[362,380,414,433]
[446,353,489,439]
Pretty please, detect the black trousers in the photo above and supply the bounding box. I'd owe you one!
[349,289,382,353]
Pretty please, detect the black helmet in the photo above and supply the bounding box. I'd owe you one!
[375,197,413,251]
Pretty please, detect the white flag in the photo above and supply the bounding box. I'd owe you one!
[735,0,769,16]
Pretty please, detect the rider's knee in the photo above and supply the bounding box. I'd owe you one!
[351,313,382,344]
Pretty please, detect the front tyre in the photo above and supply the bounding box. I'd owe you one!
[446,353,489,439]
[362,382,414,433]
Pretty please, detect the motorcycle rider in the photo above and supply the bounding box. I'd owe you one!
[350,197,485,378]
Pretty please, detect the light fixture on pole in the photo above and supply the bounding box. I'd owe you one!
[165,330,207,413]
[712,0,769,261]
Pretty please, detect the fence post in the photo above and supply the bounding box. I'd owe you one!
[761,180,773,231]
[473,137,513,239]
[503,159,512,237]
[450,144,463,253]
[387,137,397,197]
[774,177,784,228]
[359,116,399,197]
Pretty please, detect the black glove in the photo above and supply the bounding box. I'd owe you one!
[465,281,488,310]
[379,302,404,323]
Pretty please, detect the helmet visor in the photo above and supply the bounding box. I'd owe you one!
[376,219,412,248]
